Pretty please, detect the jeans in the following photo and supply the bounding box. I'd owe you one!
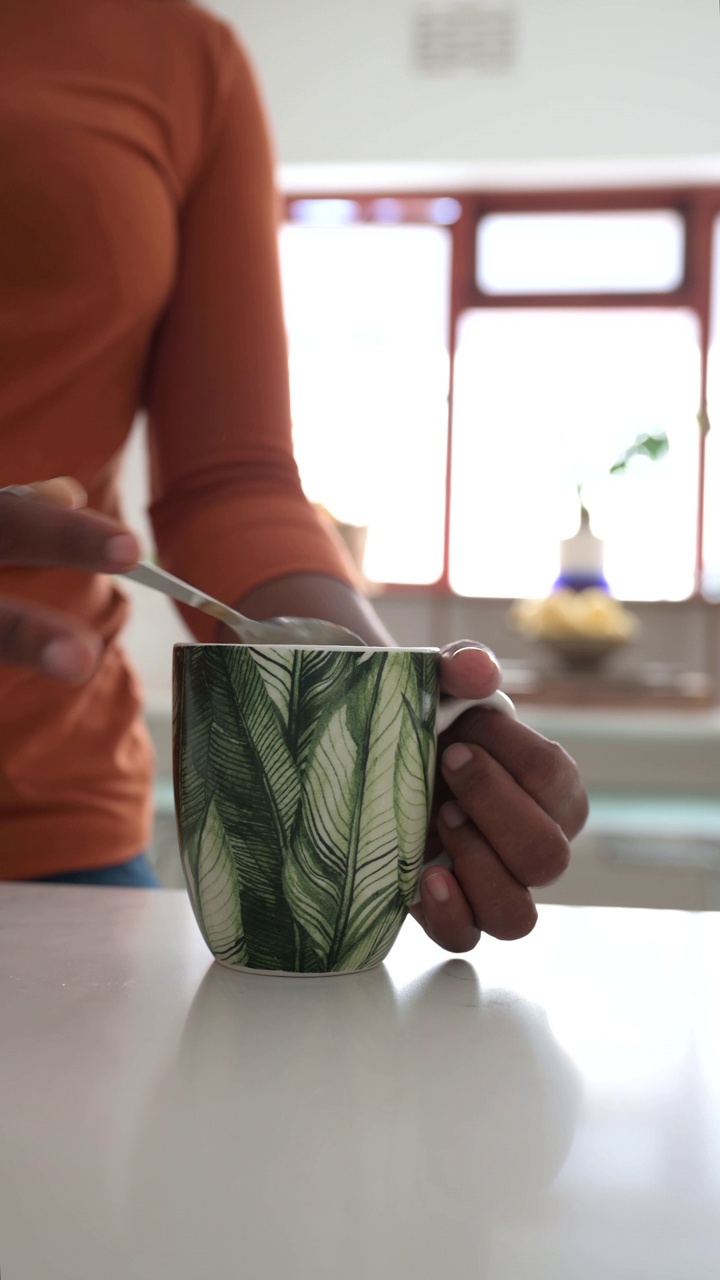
[34,852,161,888]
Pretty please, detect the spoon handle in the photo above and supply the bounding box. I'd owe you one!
[122,561,245,633]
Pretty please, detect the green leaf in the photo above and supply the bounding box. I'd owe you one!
[173,649,215,911]
[250,646,362,774]
[610,430,669,475]
[395,697,436,905]
[200,648,302,971]
[296,924,326,973]
[283,652,420,971]
[332,899,407,974]
[410,651,440,769]
[195,799,248,967]
[634,432,669,461]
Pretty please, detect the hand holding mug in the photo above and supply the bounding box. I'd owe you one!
[413,641,589,952]
[173,641,577,974]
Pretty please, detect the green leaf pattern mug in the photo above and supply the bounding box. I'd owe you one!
[173,644,515,975]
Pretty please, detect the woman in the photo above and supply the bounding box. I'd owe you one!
[0,0,587,951]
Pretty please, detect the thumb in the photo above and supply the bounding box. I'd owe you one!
[29,477,88,509]
[439,640,502,699]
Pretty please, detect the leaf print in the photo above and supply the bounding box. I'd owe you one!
[337,653,420,968]
[248,646,299,723]
[395,696,435,905]
[197,649,302,970]
[283,652,420,971]
[195,798,248,968]
[296,924,326,973]
[335,899,407,973]
[410,651,440,767]
[251,646,365,774]
[173,649,215,910]
[176,646,433,972]
[206,647,301,841]
[355,648,379,665]
[281,690,362,963]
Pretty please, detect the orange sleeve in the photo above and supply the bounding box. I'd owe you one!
[144,28,354,641]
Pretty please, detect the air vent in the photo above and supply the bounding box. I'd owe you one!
[412,4,517,74]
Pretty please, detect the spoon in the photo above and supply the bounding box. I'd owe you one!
[122,561,365,647]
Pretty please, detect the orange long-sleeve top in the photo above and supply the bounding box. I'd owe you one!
[0,0,353,878]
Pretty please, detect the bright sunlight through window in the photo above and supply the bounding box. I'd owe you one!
[477,211,685,295]
[279,197,706,600]
[450,309,700,600]
[703,217,720,600]
[280,222,450,585]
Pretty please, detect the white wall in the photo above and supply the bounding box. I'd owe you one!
[204,0,720,167]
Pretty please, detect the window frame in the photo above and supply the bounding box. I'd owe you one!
[281,185,720,601]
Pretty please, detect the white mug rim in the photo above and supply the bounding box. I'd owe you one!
[173,642,441,654]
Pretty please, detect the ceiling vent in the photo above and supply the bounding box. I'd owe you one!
[411,4,517,75]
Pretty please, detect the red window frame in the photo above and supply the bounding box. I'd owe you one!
[282,186,720,599]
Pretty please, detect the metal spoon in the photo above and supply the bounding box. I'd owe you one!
[122,561,365,647]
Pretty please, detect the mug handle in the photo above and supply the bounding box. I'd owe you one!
[412,687,518,905]
[435,687,517,734]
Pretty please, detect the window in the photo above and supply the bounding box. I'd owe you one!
[280,209,451,584]
[280,189,718,601]
[450,308,700,600]
[703,216,720,601]
[476,211,685,295]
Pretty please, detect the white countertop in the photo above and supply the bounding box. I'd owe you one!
[1,885,719,1279]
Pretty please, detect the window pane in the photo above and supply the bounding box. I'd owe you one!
[287,199,360,227]
[450,309,700,600]
[279,223,450,584]
[477,212,685,294]
[703,217,720,600]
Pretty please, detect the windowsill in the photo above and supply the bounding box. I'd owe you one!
[519,704,720,740]
[280,156,720,195]
[585,790,720,837]
[371,587,720,608]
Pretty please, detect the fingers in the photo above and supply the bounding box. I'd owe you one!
[439,709,589,841]
[0,597,101,682]
[439,640,502,700]
[0,478,137,680]
[412,715,586,950]
[0,483,139,571]
[412,790,541,949]
[436,804,539,937]
[29,477,88,509]
[414,650,588,954]
[409,877,482,954]
[412,844,537,948]
[439,740,572,888]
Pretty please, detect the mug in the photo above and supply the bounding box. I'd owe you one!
[172,644,516,976]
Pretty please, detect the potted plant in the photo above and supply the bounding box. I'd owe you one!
[509,431,669,671]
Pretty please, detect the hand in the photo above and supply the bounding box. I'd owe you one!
[410,640,589,952]
[0,478,139,682]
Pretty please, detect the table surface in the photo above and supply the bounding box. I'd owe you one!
[2,886,719,1280]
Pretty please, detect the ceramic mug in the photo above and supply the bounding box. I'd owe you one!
[172,644,516,975]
